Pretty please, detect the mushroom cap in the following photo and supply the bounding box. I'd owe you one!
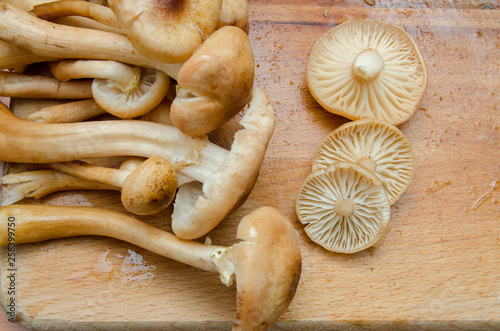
[232,206,301,330]
[306,20,428,125]
[108,0,222,63]
[312,118,415,205]
[171,86,275,239]
[92,68,170,119]
[216,0,249,33]
[121,155,177,215]
[296,161,391,253]
[170,25,254,136]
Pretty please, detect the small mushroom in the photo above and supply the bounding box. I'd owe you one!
[0,169,116,206]
[0,70,92,99]
[50,156,177,215]
[0,205,301,330]
[296,161,391,253]
[306,20,428,125]
[171,25,254,136]
[312,118,415,205]
[50,60,170,118]
[107,0,222,63]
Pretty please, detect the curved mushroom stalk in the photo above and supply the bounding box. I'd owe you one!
[0,71,92,99]
[172,86,275,239]
[0,205,302,330]
[50,60,170,118]
[0,40,56,70]
[0,3,182,78]
[108,0,222,63]
[0,169,116,206]
[171,25,254,136]
[26,99,107,123]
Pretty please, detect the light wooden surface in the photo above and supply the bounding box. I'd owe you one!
[1,0,499,330]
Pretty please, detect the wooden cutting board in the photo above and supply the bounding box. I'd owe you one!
[1,0,499,330]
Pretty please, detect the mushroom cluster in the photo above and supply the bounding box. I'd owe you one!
[0,1,302,329]
[298,19,423,253]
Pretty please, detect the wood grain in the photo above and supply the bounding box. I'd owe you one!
[1,0,499,330]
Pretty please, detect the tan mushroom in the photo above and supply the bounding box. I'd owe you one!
[0,205,301,330]
[0,70,92,99]
[306,20,428,125]
[216,0,249,32]
[296,161,391,253]
[171,26,254,136]
[49,156,177,215]
[312,118,415,205]
[107,0,222,63]
[50,60,170,118]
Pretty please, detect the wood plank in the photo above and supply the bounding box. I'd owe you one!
[1,0,499,330]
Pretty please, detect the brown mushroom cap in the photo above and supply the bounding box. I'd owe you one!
[306,20,428,125]
[170,25,254,136]
[232,206,301,330]
[121,155,177,215]
[312,118,415,205]
[296,161,391,253]
[108,0,222,63]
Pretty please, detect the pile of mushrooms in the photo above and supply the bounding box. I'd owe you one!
[0,0,302,329]
[298,19,425,253]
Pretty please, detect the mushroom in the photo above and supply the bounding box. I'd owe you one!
[0,70,92,99]
[306,20,428,125]
[171,26,254,136]
[312,118,415,205]
[216,0,249,33]
[32,0,119,29]
[107,0,222,63]
[0,169,116,207]
[0,3,181,78]
[0,86,275,238]
[296,161,391,253]
[50,60,170,118]
[0,205,301,330]
[49,156,177,215]
[26,99,107,123]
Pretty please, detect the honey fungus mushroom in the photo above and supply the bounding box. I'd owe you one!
[306,20,428,125]
[312,118,415,205]
[296,161,391,253]
[0,205,301,330]
[108,0,222,63]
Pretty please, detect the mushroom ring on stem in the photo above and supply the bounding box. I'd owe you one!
[171,25,254,136]
[0,205,302,331]
[50,60,170,118]
[0,86,276,238]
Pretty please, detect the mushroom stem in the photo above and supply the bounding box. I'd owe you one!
[50,60,141,93]
[0,3,182,78]
[26,99,107,123]
[0,40,57,69]
[32,0,119,29]
[0,169,116,206]
[352,48,385,82]
[0,204,301,330]
[0,70,92,99]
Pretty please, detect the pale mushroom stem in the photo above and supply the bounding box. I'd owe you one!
[32,0,119,28]
[49,161,128,188]
[0,40,57,69]
[352,48,385,83]
[26,99,107,123]
[0,205,223,273]
[50,60,141,93]
[0,3,182,79]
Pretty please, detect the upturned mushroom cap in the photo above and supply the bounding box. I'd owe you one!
[312,118,415,205]
[121,155,177,215]
[232,206,302,330]
[171,86,275,239]
[296,161,390,253]
[108,0,222,63]
[306,20,428,125]
[170,25,254,136]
